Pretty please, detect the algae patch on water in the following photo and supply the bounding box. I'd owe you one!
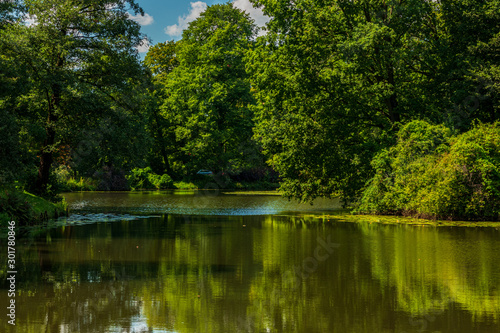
[303,212,500,228]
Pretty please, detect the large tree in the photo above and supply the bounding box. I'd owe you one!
[439,0,500,128]
[158,3,258,176]
[0,1,21,186]
[247,0,500,203]
[0,0,147,194]
[143,41,180,176]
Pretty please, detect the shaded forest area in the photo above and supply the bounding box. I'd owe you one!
[1,0,499,221]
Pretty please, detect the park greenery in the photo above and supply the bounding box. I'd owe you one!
[1,0,499,222]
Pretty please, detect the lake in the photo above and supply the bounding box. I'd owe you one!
[1,191,500,332]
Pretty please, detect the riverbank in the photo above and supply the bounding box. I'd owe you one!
[0,190,67,227]
[59,176,279,192]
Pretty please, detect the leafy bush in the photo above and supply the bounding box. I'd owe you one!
[358,121,453,214]
[173,181,198,190]
[64,177,97,191]
[55,167,97,192]
[127,167,173,190]
[148,173,174,190]
[357,121,500,220]
[0,190,32,226]
[127,167,155,189]
[416,123,500,219]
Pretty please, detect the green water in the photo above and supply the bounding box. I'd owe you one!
[1,192,500,332]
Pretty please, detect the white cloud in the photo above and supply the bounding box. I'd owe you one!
[164,1,269,38]
[164,1,208,37]
[136,37,150,53]
[24,14,37,27]
[127,12,154,26]
[233,0,269,32]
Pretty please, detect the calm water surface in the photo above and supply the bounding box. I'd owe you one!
[1,191,500,333]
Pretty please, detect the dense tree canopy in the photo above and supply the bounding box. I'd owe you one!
[247,0,500,203]
[0,0,148,195]
[0,0,29,186]
[143,41,180,176]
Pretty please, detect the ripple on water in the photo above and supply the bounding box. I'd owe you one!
[57,213,160,225]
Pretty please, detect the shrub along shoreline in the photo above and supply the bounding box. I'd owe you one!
[0,190,68,227]
[356,121,500,221]
[56,166,279,192]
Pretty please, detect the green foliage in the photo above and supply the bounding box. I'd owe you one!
[55,166,97,191]
[173,181,198,190]
[67,98,152,180]
[144,41,179,76]
[437,0,500,130]
[1,0,500,219]
[247,0,433,203]
[0,190,67,226]
[0,1,29,187]
[127,167,173,190]
[358,121,500,220]
[127,167,154,189]
[148,173,174,190]
[248,0,500,203]
[0,190,33,226]
[23,191,67,220]
[143,41,180,177]
[153,3,259,176]
[0,111,21,185]
[64,178,97,192]
[357,121,453,214]
[0,0,148,195]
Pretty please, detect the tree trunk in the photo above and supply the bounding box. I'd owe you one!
[153,110,173,175]
[35,126,55,194]
[35,51,64,194]
[36,95,59,194]
[36,94,61,194]
[386,65,400,123]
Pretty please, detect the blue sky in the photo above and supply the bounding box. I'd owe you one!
[130,0,269,53]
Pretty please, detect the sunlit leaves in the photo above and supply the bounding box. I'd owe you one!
[156,3,258,175]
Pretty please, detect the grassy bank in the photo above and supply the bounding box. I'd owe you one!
[0,190,67,227]
[173,179,279,191]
